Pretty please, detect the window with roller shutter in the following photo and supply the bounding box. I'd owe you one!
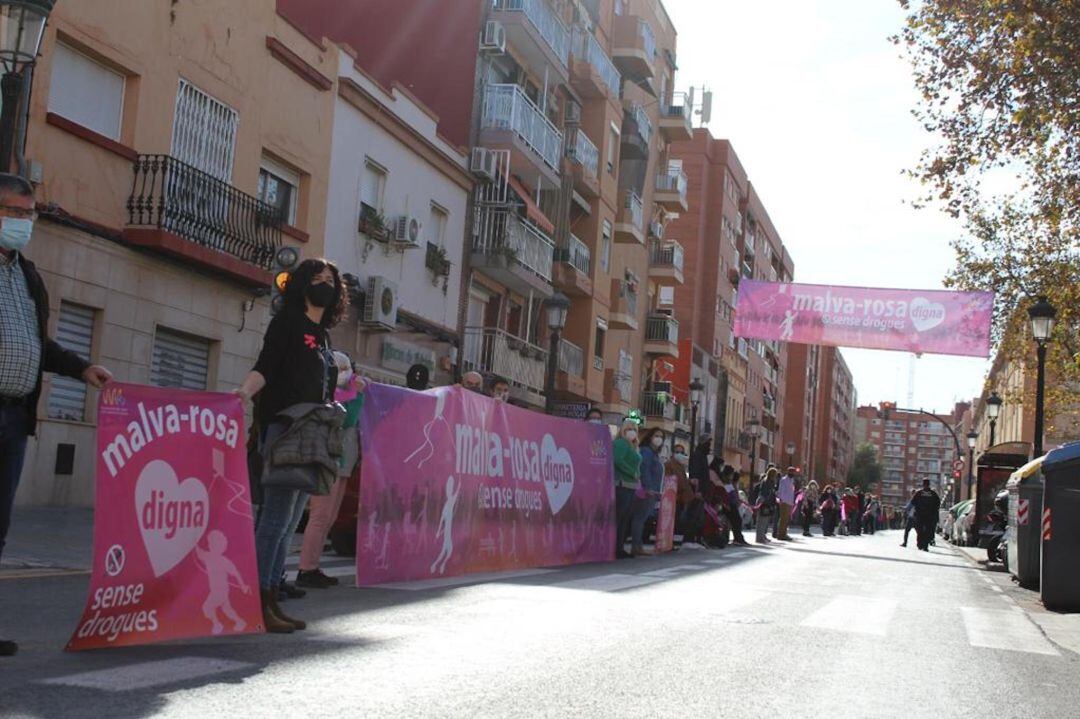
[151,327,211,391]
[47,302,96,422]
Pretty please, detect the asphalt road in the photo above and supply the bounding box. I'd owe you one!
[1,529,1077,718]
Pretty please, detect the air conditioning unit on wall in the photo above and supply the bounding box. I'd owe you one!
[362,276,398,330]
[480,20,506,53]
[392,215,422,247]
[471,148,498,181]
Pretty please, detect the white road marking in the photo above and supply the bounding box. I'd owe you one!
[800,595,897,636]
[371,568,558,591]
[554,573,662,592]
[961,607,1060,656]
[40,658,255,692]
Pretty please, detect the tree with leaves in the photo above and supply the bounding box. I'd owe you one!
[896,0,1080,436]
[846,443,884,493]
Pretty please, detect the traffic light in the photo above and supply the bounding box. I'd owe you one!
[952,470,961,480]
[271,245,299,315]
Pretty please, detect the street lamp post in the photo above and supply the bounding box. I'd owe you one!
[966,430,977,504]
[542,292,570,415]
[689,378,704,453]
[0,1,54,174]
[746,418,761,487]
[1028,296,1057,458]
[985,391,1002,448]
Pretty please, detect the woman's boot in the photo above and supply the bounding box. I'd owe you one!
[260,589,295,634]
[270,589,307,630]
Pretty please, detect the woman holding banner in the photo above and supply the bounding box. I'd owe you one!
[236,258,348,634]
[612,419,642,559]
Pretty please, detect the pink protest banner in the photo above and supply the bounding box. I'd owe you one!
[654,475,679,553]
[67,383,262,651]
[734,280,994,358]
[356,384,615,585]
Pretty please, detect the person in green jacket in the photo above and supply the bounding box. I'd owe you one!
[612,418,642,559]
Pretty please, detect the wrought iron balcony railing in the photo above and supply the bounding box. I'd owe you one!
[558,338,584,377]
[482,83,564,172]
[559,233,591,276]
[127,154,281,269]
[642,390,675,420]
[571,26,621,95]
[629,102,653,145]
[649,239,684,273]
[461,326,548,395]
[622,190,644,230]
[566,128,600,180]
[645,314,679,345]
[473,209,555,282]
[497,0,570,67]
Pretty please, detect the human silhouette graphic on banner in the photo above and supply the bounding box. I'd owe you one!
[430,475,460,574]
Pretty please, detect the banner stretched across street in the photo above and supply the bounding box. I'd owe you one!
[356,384,615,585]
[67,384,262,651]
[734,280,994,357]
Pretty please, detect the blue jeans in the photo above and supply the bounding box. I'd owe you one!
[614,486,636,553]
[630,494,655,550]
[0,404,30,562]
[255,486,309,590]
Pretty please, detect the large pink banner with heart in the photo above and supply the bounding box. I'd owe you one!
[356,384,615,585]
[67,383,262,651]
[734,280,994,357]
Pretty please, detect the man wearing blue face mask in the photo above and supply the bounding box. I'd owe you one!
[0,174,112,657]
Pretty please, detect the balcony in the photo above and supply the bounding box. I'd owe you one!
[648,239,684,284]
[609,278,638,330]
[611,15,656,82]
[570,26,621,99]
[614,191,645,245]
[480,83,564,185]
[654,164,688,211]
[472,209,555,298]
[124,154,280,287]
[642,391,676,433]
[491,0,569,79]
[552,233,593,297]
[565,127,600,198]
[659,91,693,141]
[644,314,679,357]
[556,338,586,397]
[462,326,548,398]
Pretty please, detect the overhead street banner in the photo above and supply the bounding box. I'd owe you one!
[356,384,615,585]
[734,281,994,358]
[68,384,262,651]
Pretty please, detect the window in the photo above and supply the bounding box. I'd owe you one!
[361,159,387,219]
[47,302,95,421]
[606,123,619,174]
[152,327,211,390]
[257,155,300,226]
[428,204,448,247]
[600,219,612,273]
[171,79,238,181]
[594,323,606,360]
[659,286,674,306]
[48,42,125,140]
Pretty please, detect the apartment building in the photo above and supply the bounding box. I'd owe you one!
[667,131,795,476]
[856,404,959,506]
[17,0,335,507]
[783,345,854,488]
[782,343,821,473]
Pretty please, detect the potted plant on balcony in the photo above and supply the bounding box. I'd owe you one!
[425,243,451,283]
[358,206,390,243]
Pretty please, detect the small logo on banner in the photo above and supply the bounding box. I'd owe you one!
[1017,499,1029,526]
[1042,507,1052,541]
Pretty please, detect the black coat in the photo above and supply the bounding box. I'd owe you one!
[912,488,941,522]
[13,254,90,435]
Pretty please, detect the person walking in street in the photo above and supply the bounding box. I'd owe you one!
[236,258,348,634]
[775,466,796,540]
[900,489,918,547]
[631,428,667,555]
[754,467,779,544]
[0,174,113,657]
[912,479,942,551]
[612,419,642,559]
[296,351,365,589]
[819,484,839,536]
[799,480,819,537]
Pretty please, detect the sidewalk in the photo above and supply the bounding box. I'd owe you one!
[1,507,94,571]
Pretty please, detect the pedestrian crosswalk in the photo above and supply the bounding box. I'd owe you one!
[960,606,1060,656]
[800,595,897,637]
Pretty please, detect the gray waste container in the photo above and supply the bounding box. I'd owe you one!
[1006,457,1044,589]
[1040,442,1080,612]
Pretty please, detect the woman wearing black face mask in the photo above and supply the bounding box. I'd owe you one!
[236,258,347,634]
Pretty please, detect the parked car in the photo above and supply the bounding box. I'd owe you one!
[951,500,976,546]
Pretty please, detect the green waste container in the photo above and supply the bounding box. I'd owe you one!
[1041,442,1080,612]
[1006,456,1044,589]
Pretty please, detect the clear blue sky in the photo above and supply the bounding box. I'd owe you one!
[664,0,990,413]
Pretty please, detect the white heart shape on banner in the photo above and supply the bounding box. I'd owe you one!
[134,459,209,578]
[909,297,946,332]
[540,434,575,516]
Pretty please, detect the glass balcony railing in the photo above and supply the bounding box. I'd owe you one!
[482,83,564,172]
[629,103,652,145]
[637,18,656,61]
[656,165,688,203]
[558,338,584,377]
[497,0,569,67]
[566,128,599,180]
[622,191,644,230]
[571,26,621,96]
[616,279,638,316]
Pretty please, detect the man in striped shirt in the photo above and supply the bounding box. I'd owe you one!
[0,174,112,657]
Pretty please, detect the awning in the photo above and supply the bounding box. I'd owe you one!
[508,175,555,235]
